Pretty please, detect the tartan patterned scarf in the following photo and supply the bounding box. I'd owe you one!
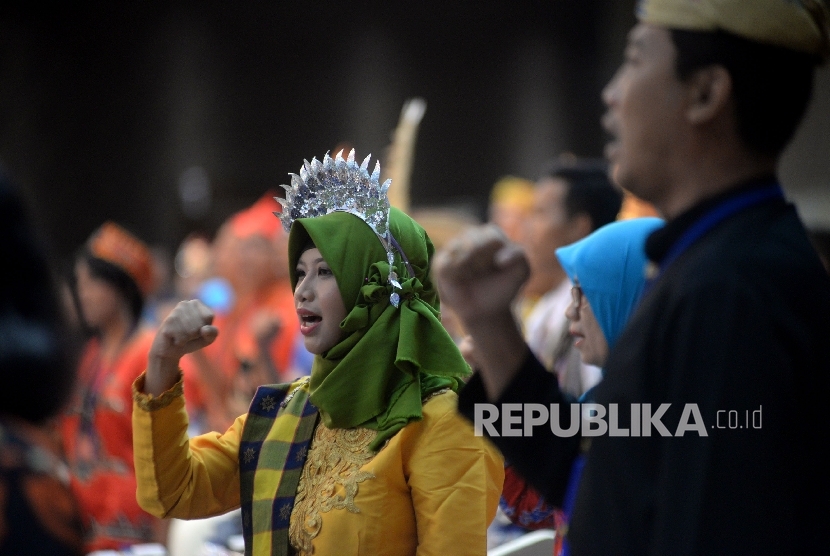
[239,378,318,556]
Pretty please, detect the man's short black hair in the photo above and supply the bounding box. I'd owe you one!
[539,155,623,232]
[670,29,817,158]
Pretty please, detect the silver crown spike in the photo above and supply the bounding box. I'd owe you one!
[290,173,303,189]
[310,156,322,176]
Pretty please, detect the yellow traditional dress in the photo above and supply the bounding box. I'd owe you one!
[133,375,503,555]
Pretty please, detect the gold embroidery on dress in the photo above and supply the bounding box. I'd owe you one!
[288,423,377,554]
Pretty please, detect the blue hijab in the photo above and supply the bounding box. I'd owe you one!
[555,217,664,353]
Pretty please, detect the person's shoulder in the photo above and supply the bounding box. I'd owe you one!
[421,388,458,419]
[669,204,825,292]
[413,389,504,464]
[643,207,830,337]
[393,390,460,441]
[416,388,491,441]
[705,203,814,263]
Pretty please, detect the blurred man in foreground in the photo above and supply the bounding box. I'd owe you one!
[435,1,830,553]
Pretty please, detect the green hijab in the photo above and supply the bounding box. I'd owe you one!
[288,207,470,451]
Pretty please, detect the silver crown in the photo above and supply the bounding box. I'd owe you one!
[275,149,409,308]
[276,149,391,237]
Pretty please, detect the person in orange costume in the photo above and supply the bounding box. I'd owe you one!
[59,222,170,553]
[190,192,305,432]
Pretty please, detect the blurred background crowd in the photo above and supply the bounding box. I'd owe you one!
[1,0,828,261]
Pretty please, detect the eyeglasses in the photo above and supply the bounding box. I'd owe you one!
[571,284,584,311]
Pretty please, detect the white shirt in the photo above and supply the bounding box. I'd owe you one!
[520,278,602,397]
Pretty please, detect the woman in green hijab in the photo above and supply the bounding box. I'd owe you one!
[131,151,504,556]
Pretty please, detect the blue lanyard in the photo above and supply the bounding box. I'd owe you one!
[643,183,784,295]
[559,453,586,556]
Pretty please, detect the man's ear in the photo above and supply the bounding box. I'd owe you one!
[686,65,733,125]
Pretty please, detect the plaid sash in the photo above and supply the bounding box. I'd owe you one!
[239,379,318,556]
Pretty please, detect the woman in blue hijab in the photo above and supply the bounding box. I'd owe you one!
[556,216,664,401]
[498,216,664,556]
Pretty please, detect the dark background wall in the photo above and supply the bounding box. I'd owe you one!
[1,1,827,268]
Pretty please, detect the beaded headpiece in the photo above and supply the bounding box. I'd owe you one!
[275,149,412,308]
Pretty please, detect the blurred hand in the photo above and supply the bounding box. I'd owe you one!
[432,224,531,400]
[151,299,218,359]
[433,224,529,325]
[146,299,219,396]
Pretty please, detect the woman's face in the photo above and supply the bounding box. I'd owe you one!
[565,283,609,367]
[293,248,347,354]
[74,259,123,329]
